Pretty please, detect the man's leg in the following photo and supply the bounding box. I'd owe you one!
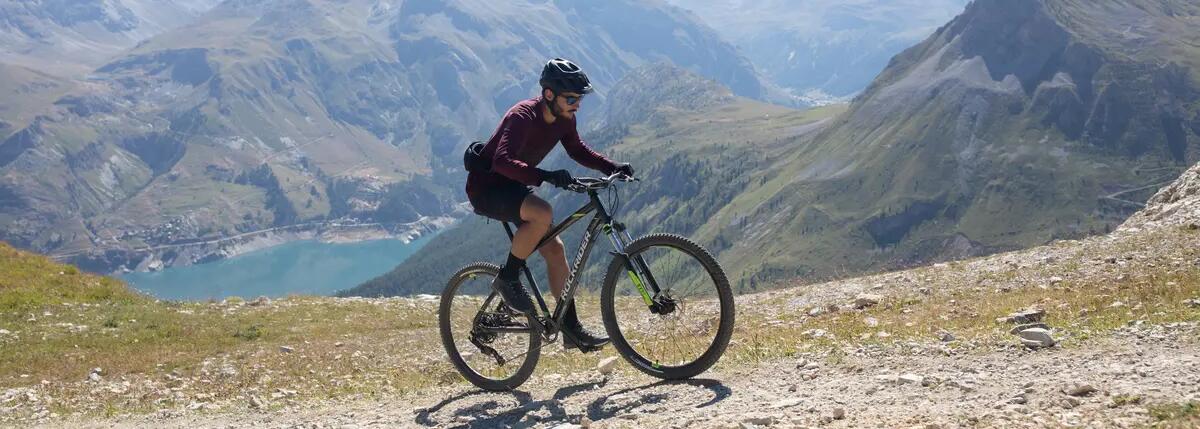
[511,195,553,257]
[492,195,552,314]
[538,236,568,299]
[529,207,609,350]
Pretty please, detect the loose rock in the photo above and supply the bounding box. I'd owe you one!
[1018,328,1056,348]
[830,407,846,420]
[936,329,956,342]
[597,357,619,376]
[1009,323,1050,335]
[997,308,1046,324]
[1063,383,1098,397]
[898,373,925,385]
[854,294,883,309]
[1062,396,1084,408]
[743,415,775,425]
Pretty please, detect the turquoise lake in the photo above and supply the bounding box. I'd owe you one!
[119,235,435,301]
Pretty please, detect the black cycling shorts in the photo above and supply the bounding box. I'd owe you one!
[468,179,533,224]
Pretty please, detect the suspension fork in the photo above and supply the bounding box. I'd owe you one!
[606,222,663,306]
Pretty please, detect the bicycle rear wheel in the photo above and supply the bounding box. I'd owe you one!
[600,233,735,379]
[439,262,541,391]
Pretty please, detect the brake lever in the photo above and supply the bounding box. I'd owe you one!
[564,181,586,193]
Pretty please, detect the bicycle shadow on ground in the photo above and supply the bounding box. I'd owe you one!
[413,380,607,428]
[412,378,730,427]
[584,378,731,421]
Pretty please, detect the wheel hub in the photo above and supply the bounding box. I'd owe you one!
[649,295,678,315]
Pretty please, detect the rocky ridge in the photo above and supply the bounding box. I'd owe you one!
[1121,161,1200,231]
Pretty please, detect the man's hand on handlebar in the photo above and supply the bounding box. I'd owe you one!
[538,167,638,193]
[612,163,634,178]
[539,169,578,189]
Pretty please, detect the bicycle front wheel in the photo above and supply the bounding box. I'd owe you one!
[439,262,541,391]
[600,233,735,380]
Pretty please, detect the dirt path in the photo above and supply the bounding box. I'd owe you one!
[44,323,1199,429]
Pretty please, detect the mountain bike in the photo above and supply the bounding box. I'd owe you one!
[439,173,736,391]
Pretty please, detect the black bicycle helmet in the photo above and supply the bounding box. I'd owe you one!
[539,58,593,94]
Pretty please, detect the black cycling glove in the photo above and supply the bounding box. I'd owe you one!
[539,169,576,189]
[612,163,635,177]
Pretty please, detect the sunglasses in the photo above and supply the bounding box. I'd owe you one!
[561,94,585,105]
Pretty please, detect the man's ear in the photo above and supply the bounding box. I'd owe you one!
[542,88,555,101]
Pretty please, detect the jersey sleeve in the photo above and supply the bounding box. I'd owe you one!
[561,127,617,174]
[490,108,544,186]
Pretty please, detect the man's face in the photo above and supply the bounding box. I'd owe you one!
[546,89,584,119]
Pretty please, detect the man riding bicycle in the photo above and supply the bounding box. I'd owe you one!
[465,58,633,351]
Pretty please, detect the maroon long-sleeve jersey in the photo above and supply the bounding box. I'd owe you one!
[466,97,616,196]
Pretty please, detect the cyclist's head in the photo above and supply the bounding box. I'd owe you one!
[540,58,592,120]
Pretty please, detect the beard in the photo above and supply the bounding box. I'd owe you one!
[544,95,578,120]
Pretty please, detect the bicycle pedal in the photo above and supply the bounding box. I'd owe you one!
[576,344,603,353]
[564,339,607,353]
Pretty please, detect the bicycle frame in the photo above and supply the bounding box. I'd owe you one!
[492,186,665,337]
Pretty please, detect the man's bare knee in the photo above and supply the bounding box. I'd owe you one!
[522,196,554,226]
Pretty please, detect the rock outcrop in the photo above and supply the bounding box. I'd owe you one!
[1121,162,1200,231]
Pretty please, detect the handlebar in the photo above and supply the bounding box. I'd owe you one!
[562,172,637,193]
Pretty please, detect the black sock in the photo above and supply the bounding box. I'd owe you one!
[499,253,525,280]
[562,299,580,327]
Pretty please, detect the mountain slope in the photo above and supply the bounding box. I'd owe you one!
[350,0,1200,297]
[0,0,221,74]
[0,0,763,273]
[0,62,73,140]
[344,64,843,297]
[666,0,970,98]
[0,0,217,138]
[698,0,1200,285]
